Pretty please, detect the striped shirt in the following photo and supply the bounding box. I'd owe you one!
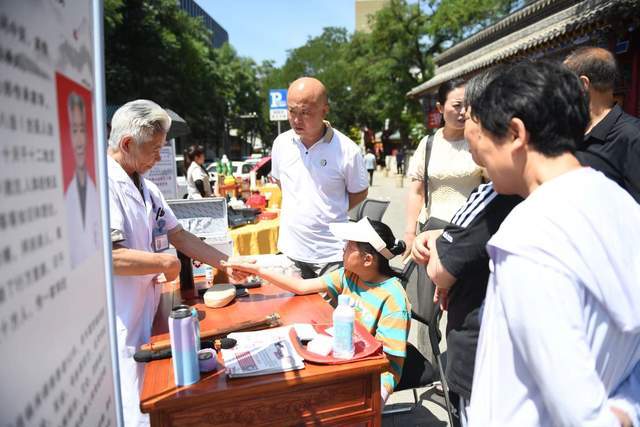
[322,267,411,395]
[450,182,497,227]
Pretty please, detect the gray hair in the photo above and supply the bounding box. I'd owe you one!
[464,65,506,108]
[108,99,171,149]
[68,92,85,116]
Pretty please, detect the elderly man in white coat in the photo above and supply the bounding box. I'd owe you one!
[65,92,101,268]
[107,100,246,426]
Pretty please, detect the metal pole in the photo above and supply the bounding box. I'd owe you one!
[277,120,281,135]
[92,0,123,425]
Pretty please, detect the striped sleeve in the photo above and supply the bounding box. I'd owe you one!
[450,182,497,227]
[321,267,345,304]
[376,310,410,393]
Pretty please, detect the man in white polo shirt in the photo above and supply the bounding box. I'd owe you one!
[271,77,369,278]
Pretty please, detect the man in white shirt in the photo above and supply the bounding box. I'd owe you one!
[271,77,369,278]
[466,61,640,426]
[364,149,377,185]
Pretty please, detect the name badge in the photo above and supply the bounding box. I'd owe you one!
[152,218,169,252]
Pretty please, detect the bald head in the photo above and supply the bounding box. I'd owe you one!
[564,46,618,92]
[286,77,329,145]
[288,77,328,106]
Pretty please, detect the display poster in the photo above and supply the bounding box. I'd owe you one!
[145,138,178,200]
[0,1,117,426]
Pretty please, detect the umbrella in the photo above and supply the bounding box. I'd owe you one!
[165,108,190,140]
[251,156,271,179]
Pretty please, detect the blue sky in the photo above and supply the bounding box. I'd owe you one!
[196,0,355,66]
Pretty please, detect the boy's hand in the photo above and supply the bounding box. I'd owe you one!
[222,258,258,281]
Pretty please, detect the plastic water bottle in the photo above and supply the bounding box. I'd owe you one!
[168,305,200,386]
[332,295,355,359]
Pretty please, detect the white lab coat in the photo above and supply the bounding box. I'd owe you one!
[107,157,179,427]
[65,173,101,268]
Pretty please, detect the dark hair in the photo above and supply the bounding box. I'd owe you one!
[463,65,506,108]
[355,219,405,277]
[184,144,205,171]
[436,78,465,127]
[437,78,466,105]
[564,46,619,92]
[470,60,589,156]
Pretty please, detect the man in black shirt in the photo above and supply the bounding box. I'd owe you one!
[564,46,640,203]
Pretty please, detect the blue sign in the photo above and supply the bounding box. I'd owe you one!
[269,89,288,121]
[269,89,287,109]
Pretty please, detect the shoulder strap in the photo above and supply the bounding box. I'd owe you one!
[423,134,434,204]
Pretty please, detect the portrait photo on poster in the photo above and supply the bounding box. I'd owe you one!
[55,72,101,269]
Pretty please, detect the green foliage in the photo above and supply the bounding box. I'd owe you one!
[257,0,515,148]
[105,0,518,151]
[104,0,261,153]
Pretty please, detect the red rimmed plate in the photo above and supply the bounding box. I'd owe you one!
[289,323,384,364]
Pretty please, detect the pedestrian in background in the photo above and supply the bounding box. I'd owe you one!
[184,144,212,199]
[364,149,377,185]
[271,77,369,279]
[396,148,405,175]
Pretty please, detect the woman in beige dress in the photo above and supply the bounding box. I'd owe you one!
[404,79,483,251]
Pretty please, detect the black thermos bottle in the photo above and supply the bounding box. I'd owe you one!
[177,250,194,291]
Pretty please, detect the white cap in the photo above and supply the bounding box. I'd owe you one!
[329,217,395,260]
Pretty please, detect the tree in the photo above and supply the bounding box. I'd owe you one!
[346,0,518,146]
[104,0,262,156]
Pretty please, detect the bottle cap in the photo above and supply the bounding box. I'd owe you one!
[169,306,191,319]
[338,295,349,306]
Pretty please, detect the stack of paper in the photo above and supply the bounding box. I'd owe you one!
[221,326,305,378]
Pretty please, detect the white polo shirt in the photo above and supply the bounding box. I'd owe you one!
[271,123,368,263]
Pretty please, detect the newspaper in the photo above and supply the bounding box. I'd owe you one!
[221,325,305,378]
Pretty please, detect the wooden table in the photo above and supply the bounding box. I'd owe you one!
[140,282,387,426]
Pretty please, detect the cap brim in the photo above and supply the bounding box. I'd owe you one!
[329,220,372,243]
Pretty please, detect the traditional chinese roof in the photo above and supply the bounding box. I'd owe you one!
[408,0,640,97]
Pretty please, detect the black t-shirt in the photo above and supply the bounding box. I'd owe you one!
[437,183,522,334]
[435,182,521,399]
[576,104,640,203]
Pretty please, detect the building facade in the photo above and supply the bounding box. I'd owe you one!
[178,0,229,48]
[408,0,640,124]
[355,0,390,33]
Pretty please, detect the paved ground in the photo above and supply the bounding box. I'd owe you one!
[360,168,451,426]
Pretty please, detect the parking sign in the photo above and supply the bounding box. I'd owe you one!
[269,89,288,121]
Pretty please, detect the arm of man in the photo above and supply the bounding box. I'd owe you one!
[497,253,622,426]
[168,226,228,268]
[111,244,181,281]
[348,188,368,210]
[425,230,457,289]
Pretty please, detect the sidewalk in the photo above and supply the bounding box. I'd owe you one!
[365,169,451,427]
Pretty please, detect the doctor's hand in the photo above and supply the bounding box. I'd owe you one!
[159,254,181,282]
[222,257,257,282]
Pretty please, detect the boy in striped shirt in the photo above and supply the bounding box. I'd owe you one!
[225,218,410,403]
